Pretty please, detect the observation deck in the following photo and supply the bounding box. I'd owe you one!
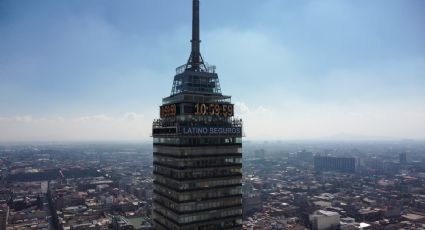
[176,63,216,75]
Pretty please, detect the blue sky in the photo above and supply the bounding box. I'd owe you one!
[0,0,424,141]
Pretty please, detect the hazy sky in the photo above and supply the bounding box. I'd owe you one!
[1,0,424,141]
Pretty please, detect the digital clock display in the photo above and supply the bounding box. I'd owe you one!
[160,103,234,118]
[160,104,178,118]
[194,103,234,117]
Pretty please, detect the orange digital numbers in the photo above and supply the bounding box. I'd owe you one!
[194,103,233,117]
[162,103,234,118]
[160,104,177,118]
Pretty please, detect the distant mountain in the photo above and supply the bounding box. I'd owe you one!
[323,133,398,141]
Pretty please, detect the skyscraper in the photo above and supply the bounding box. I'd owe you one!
[152,0,243,229]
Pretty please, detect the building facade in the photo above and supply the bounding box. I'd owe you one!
[309,210,340,230]
[0,204,8,230]
[152,0,243,229]
[314,156,358,173]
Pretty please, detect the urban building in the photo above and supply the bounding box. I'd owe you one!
[297,150,314,162]
[0,204,8,230]
[243,193,262,217]
[399,152,407,164]
[314,156,358,173]
[309,210,340,230]
[151,0,243,229]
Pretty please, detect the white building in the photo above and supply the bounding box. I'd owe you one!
[340,217,372,230]
[310,210,340,230]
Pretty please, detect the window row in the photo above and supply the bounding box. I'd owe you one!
[154,155,242,168]
[153,214,242,230]
[155,203,242,224]
[178,208,242,224]
[154,175,241,191]
[153,146,242,155]
[154,165,242,180]
[154,196,241,213]
[154,185,241,202]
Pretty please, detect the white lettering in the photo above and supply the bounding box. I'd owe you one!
[182,127,241,135]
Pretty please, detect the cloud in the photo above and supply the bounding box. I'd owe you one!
[122,112,144,121]
[75,114,111,122]
[54,116,65,122]
[230,99,425,140]
[234,102,250,115]
[318,58,425,103]
[255,106,270,113]
[0,102,424,141]
[205,28,292,82]
[14,116,33,123]
[0,112,152,141]
[234,102,271,116]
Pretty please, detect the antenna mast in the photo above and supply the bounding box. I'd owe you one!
[187,0,206,71]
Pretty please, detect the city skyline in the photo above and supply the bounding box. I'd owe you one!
[1,0,425,141]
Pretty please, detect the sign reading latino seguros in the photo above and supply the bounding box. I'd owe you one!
[180,126,242,136]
